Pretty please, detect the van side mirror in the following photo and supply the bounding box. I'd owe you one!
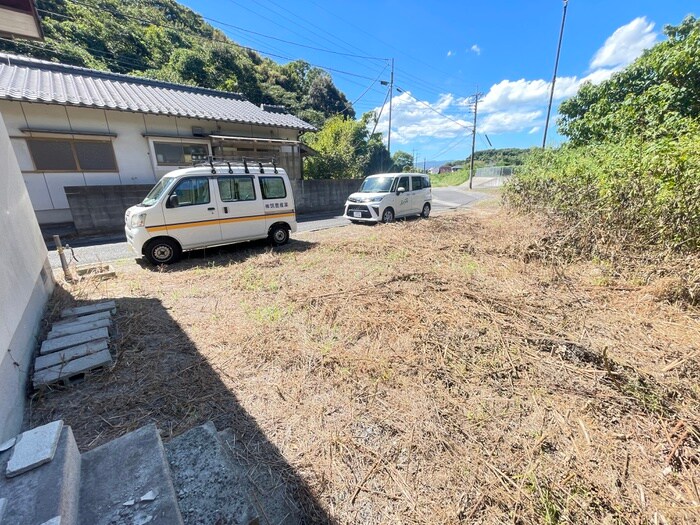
[396,186,406,195]
[168,194,179,208]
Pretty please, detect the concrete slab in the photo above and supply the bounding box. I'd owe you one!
[53,310,112,326]
[40,328,109,356]
[6,421,64,477]
[219,428,301,525]
[33,350,113,388]
[0,426,81,525]
[35,340,109,372]
[165,422,258,525]
[79,424,183,525]
[60,301,116,319]
[47,318,112,340]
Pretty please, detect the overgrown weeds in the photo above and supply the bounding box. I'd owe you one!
[503,135,700,256]
[32,209,700,523]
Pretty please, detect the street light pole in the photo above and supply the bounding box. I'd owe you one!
[542,0,569,149]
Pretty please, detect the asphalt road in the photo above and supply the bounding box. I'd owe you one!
[47,186,490,269]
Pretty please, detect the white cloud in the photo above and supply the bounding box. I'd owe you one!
[590,17,658,69]
[481,110,543,134]
[370,91,469,145]
[366,18,660,143]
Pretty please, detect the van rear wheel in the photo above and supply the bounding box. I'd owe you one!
[269,225,290,246]
[421,203,431,218]
[144,238,181,265]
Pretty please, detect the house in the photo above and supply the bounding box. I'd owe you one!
[0,52,316,226]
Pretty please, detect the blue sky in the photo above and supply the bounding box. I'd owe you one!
[180,0,694,163]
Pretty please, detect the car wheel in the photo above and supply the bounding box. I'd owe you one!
[421,202,431,218]
[381,208,395,223]
[144,238,181,265]
[269,225,290,246]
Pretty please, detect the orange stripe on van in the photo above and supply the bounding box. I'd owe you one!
[145,211,296,233]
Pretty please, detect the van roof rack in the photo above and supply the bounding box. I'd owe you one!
[192,155,279,174]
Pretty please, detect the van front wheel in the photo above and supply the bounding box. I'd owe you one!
[381,208,395,223]
[144,238,181,265]
[269,225,290,246]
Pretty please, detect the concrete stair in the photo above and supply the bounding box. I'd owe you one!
[79,424,183,525]
[0,423,80,525]
[0,421,296,525]
[0,422,182,525]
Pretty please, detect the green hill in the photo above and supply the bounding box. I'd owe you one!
[0,0,352,127]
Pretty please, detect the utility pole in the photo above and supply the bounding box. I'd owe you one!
[388,58,394,158]
[468,90,482,189]
[542,0,569,148]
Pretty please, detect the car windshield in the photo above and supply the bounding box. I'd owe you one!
[359,176,394,193]
[140,178,175,206]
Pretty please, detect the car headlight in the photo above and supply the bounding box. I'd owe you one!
[364,196,384,203]
[130,212,147,228]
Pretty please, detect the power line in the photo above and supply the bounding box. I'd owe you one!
[394,86,472,130]
[61,1,385,83]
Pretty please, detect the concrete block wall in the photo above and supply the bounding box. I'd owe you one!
[291,178,361,215]
[65,185,152,234]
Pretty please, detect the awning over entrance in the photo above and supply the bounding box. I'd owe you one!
[208,135,317,156]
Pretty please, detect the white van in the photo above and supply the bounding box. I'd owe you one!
[343,173,432,223]
[125,161,296,264]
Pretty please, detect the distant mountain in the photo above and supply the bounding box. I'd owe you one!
[0,0,352,128]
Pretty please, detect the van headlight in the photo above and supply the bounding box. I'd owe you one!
[130,212,147,228]
[364,196,384,203]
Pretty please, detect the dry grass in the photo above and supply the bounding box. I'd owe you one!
[31,208,700,524]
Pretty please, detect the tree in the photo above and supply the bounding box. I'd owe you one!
[1,0,353,125]
[558,15,700,145]
[302,113,390,179]
[392,151,414,172]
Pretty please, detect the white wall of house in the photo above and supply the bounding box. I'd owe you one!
[0,113,54,442]
[0,100,303,224]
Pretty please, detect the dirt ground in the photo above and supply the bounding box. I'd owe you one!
[32,205,699,524]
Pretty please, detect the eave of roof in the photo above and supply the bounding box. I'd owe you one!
[0,53,316,132]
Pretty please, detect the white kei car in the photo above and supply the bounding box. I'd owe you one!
[343,173,432,223]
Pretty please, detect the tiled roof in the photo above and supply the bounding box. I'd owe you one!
[0,53,315,131]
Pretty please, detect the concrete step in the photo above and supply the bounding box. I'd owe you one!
[0,424,81,525]
[61,301,116,319]
[218,428,301,525]
[40,328,109,356]
[78,424,183,525]
[34,340,109,372]
[165,422,258,525]
[47,318,112,340]
[53,310,112,327]
[33,348,113,389]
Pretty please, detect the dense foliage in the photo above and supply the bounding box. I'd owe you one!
[505,16,700,254]
[0,0,352,126]
[466,147,530,167]
[558,16,700,146]
[302,114,393,179]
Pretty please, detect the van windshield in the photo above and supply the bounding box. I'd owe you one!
[140,178,175,206]
[359,176,394,193]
